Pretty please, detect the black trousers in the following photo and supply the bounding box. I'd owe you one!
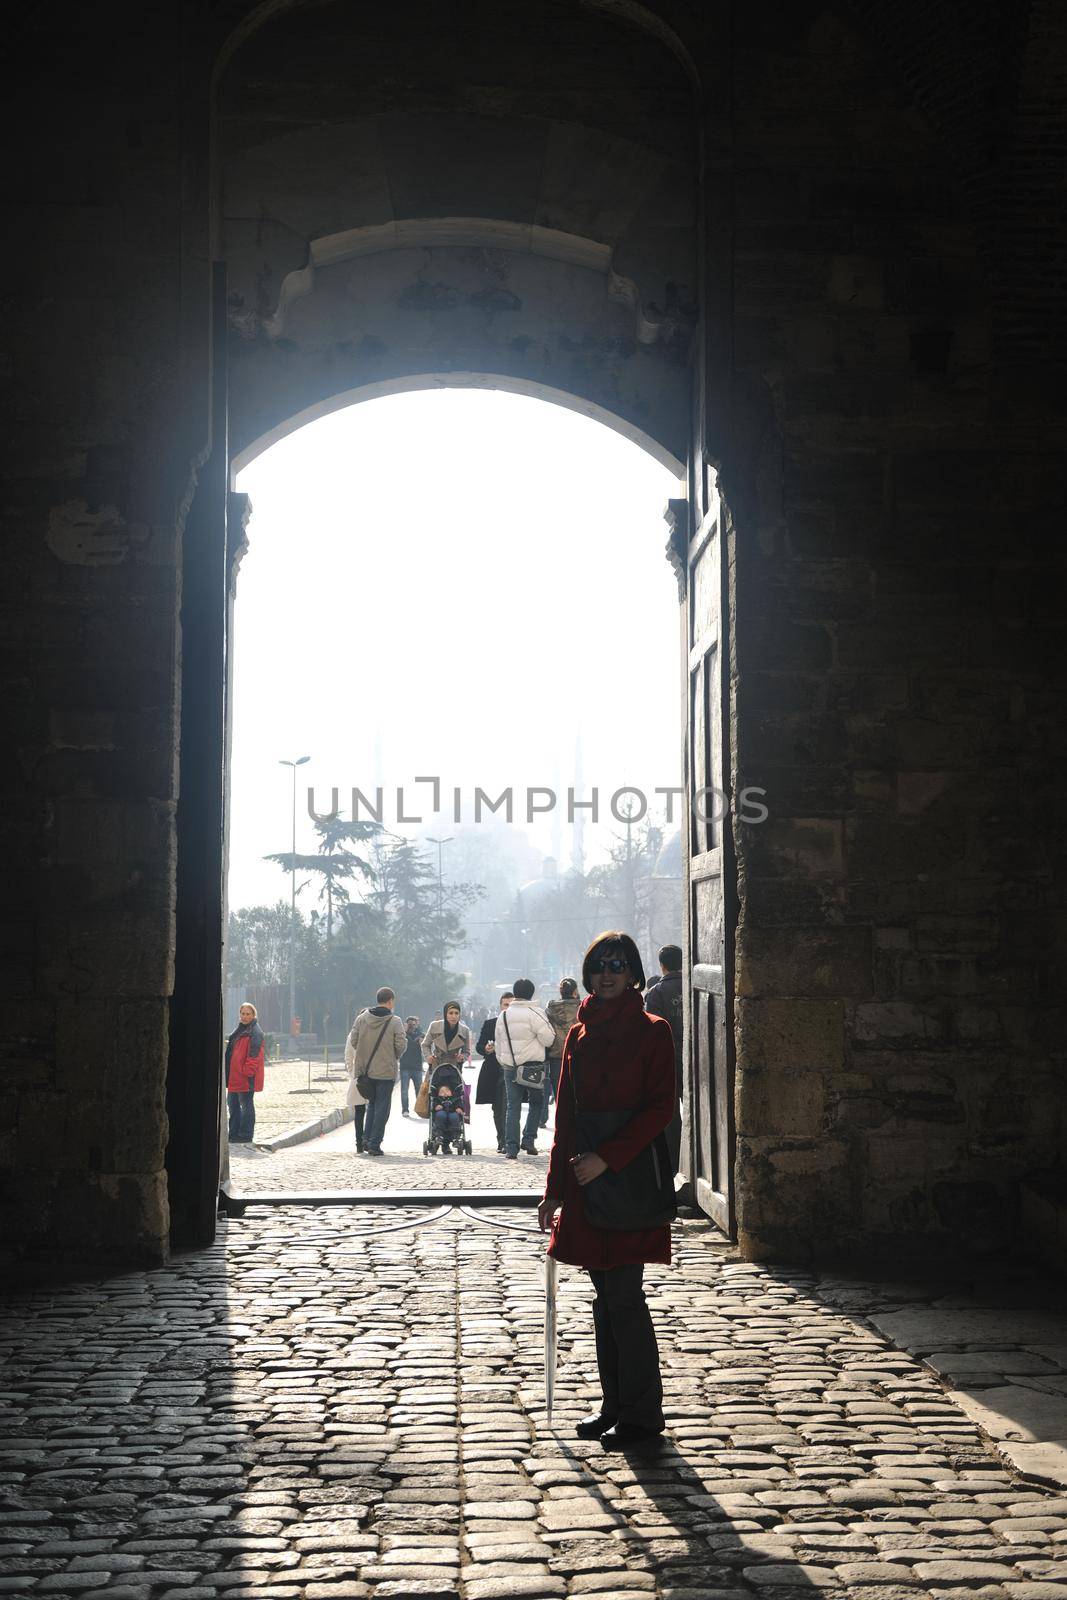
[491,1079,507,1149]
[588,1264,665,1431]
[353,1104,366,1148]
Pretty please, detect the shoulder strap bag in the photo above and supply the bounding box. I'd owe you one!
[571,1059,677,1231]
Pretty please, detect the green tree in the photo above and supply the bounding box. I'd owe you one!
[587,809,665,952]
[265,816,382,946]
[226,901,325,998]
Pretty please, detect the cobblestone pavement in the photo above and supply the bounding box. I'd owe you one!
[4,1208,1067,1600]
[231,1101,545,1194]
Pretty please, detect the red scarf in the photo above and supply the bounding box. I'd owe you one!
[572,986,645,1064]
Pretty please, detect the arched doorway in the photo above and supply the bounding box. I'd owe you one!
[166,0,737,1251]
[222,383,686,1192]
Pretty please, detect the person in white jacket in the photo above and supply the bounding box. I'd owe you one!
[495,977,555,1158]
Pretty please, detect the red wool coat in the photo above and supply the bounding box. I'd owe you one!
[544,987,677,1270]
[226,1029,265,1093]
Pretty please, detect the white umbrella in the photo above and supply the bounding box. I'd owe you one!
[544,1251,558,1426]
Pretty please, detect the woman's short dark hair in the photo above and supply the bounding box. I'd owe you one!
[560,977,579,999]
[512,978,535,1001]
[581,931,645,994]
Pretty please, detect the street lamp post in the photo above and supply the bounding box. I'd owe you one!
[280,756,310,1039]
[426,835,453,988]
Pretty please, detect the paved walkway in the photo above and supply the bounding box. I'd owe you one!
[3,1207,1067,1600]
[231,1099,545,1195]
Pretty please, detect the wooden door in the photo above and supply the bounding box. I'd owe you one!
[166,261,229,1247]
[683,481,735,1234]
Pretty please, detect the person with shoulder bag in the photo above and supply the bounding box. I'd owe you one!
[495,977,554,1158]
[345,986,407,1156]
[538,932,677,1452]
[542,976,581,1130]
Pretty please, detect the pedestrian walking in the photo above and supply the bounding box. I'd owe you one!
[475,992,513,1153]
[542,976,580,1129]
[344,1029,368,1152]
[399,1016,424,1117]
[346,987,406,1156]
[538,931,676,1451]
[495,978,553,1158]
[644,944,684,1173]
[225,1002,266,1143]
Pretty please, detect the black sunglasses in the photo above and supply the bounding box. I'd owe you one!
[589,956,629,974]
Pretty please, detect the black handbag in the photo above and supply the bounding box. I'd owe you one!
[573,1081,678,1232]
[502,1011,546,1091]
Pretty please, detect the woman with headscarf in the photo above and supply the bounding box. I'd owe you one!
[538,932,676,1451]
[422,1001,473,1073]
[225,1002,266,1144]
[422,1000,474,1128]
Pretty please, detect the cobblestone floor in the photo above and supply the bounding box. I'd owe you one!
[4,1208,1067,1600]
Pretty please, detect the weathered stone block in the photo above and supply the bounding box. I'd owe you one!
[853,1002,945,1046]
[736,926,872,997]
[825,254,885,307]
[738,1068,826,1138]
[826,673,909,712]
[845,816,968,878]
[895,771,954,815]
[736,998,846,1070]
[742,712,850,768]
[743,816,844,876]
[900,956,982,996]
[738,875,846,927]
[915,914,999,953]
[737,764,852,815]
[742,615,833,671]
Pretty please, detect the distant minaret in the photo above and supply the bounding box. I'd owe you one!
[571,730,586,876]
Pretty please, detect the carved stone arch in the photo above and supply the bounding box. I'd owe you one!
[230,373,685,486]
[211,0,701,91]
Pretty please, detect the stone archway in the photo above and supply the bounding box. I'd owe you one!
[165,0,703,1246]
[230,372,686,483]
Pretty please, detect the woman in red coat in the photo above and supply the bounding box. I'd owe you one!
[539,931,677,1450]
[225,1002,266,1143]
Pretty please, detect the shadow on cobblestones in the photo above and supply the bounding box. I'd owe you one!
[2,1209,1067,1600]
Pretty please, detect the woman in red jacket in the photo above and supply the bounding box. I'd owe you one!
[538,931,677,1450]
[225,1002,266,1143]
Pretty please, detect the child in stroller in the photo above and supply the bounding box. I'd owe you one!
[423,1061,473,1156]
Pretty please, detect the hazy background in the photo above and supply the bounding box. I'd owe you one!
[228,387,683,916]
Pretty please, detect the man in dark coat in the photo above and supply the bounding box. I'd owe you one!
[399,1016,423,1117]
[644,944,684,1174]
[475,992,513,1154]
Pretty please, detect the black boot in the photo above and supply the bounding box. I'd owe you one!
[575,1412,616,1439]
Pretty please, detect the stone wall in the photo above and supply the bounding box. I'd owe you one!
[219,2,698,465]
[1,0,1063,1270]
[0,6,205,1268]
[722,7,1067,1261]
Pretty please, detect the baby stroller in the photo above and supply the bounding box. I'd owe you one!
[422,1061,473,1157]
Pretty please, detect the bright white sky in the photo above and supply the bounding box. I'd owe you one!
[229,387,682,912]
